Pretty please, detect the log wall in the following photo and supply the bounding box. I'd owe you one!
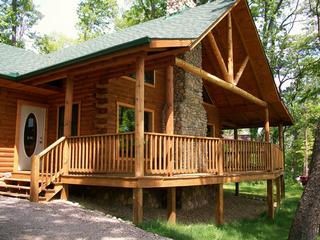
[0,87,46,172]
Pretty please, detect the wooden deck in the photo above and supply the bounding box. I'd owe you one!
[19,131,284,225]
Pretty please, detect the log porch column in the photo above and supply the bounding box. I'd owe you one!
[61,76,74,200]
[265,107,274,220]
[278,124,285,198]
[234,129,239,196]
[165,65,176,224]
[133,55,145,224]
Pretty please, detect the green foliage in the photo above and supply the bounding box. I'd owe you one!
[0,0,42,47]
[76,0,117,41]
[33,33,78,54]
[118,107,135,133]
[115,0,166,29]
[140,183,303,240]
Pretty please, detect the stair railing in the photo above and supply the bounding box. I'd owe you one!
[30,136,66,202]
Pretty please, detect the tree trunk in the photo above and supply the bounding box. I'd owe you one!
[288,121,320,240]
[304,128,309,176]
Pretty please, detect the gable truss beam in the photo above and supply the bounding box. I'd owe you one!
[206,32,230,83]
[234,56,249,85]
[175,57,267,108]
[227,13,234,83]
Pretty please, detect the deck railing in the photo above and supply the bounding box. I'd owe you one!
[68,132,135,174]
[271,144,284,171]
[64,132,283,176]
[30,136,66,201]
[223,139,272,173]
[31,132,284,198]
[145,133,222,175]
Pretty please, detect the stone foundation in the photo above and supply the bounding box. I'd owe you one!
[70,186,214,210]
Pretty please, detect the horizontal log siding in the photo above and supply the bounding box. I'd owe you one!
[0,148,14,173]
[46,69,167,145]
[203,103,221,137]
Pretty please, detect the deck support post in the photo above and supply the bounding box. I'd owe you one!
[234,129,239,196]
[278,125,285,198]
[215,183,224,225]
[60,184,69,200]
[235,182,239,196]
[30,155,40,202]
[280,174,285,199]
[133,188,143,224]
[267,179,275,220]
[275,177,281,207]
[167,187,176,224]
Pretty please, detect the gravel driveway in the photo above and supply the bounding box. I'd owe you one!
[0,196,169,240]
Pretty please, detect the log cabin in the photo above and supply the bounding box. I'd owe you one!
[0,0,292,225]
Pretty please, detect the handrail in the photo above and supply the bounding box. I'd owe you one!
[37,136,66,157]
[30,137,67,202]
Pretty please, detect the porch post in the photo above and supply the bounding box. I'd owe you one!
[234,129,239,196]
[278,124,285,198]
[264,108,270,143]
[166,65,176,224]
[265,107,274,219]
[133,55,145,224]
[64,76,74,136]
[61,76,74,200]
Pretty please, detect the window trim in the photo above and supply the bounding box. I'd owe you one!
[116,102,155,133]
[120,69,156,88]
[56,102,81,139]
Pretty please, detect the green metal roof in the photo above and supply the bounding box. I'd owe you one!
[0,0,236,81]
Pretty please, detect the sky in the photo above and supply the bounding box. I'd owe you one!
[33,0,129,39]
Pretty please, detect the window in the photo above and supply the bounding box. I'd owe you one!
[118,105,153,133]
[207,124,215,137]
[57,104,79,138]
[129,70,156,86]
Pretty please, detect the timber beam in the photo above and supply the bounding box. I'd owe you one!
[174,57,267,108]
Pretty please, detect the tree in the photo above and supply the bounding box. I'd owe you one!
[115,0,166,29]
[0,0,42,47]
[288,120,320,240]
[76,0,117,41]
[33,33,78,54]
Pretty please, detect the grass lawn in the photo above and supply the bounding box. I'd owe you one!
[140,182,303,240]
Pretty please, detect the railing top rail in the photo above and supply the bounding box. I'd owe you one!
[145,132,221,140]
[67,132,135,139]
[145,132,270,144]
[37,136,66,158]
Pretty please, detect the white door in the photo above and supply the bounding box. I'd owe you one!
[18,105,46,171]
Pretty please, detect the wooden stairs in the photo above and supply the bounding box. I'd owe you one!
[0,172,63,202]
